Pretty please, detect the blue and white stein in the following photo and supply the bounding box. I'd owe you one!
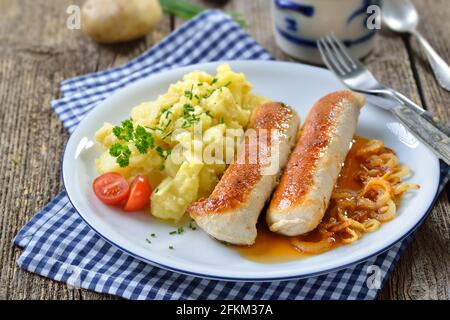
[272,0,381,64]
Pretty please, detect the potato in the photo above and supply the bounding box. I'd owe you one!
[81,0,162,43]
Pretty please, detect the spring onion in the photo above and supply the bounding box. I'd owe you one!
[160,0,247,27]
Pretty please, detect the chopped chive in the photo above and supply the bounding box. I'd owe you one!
[156,146,172,160]
[211,78,218,85]
[184,84,194,99]
[169,227,185,235]
[146,238,152,244]
[169,245,174,250]
[146,126,164,132]
[164,119,172,128]
[151,233,156,237]
[162,130,173,140]
[203,88,216,99]
[184,91,193,99]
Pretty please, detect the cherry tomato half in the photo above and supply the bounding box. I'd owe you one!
[93,172,130,205]
[123,175,152,212]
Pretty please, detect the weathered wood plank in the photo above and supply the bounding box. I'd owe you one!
[0,0,171,300]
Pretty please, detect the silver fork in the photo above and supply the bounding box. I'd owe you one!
[318,34,450,165]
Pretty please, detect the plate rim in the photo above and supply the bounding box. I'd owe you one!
[62,60,442,282]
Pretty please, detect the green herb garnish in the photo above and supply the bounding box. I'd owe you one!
[160,0,247,27]
[184,90,193,99]
[181,103,201,128]
[183,103,194,114]
[162,130,173,140]
[163,119,172,129]
[109,144,131,167]
[110,120,155,167]
[134,125,155,153]
[169,245,174,250]
[146,126,164,132]
[156,146,172,160]
[169,227,184,235]
[203,88,216,99]
[163,110,172,119]
[112,119,134,141]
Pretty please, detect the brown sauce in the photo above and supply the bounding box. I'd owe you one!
[236,136,370,263]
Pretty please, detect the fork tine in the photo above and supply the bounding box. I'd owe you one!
[317,38,345,76]
[324,35,352,73]
[321,36,350,74]
[317,39,338,73]
[329,34,361,69]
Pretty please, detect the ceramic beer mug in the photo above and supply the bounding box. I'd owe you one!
[272,0,381,64]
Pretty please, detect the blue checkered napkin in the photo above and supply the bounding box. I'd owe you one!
[13,10,449,300]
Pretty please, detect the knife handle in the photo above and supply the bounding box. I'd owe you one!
[392,105,450,166]
[417,110,450,137]
[391,90,450,136]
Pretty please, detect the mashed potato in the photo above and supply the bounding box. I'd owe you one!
[95,64,267,221]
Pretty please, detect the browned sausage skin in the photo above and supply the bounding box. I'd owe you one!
[267,91,365,236]
[188,102,300,245]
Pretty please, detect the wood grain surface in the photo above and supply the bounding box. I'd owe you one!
[0,0,448,300]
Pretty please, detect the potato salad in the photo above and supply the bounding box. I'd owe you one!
[95,65,267,221]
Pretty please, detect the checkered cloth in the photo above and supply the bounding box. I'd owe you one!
[13,10,449,300]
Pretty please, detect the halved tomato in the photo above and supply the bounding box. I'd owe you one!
[123,175,152,212]
[93,172,130,205]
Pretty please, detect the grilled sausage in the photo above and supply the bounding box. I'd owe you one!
[267,91,365,236]
[187,102,300,245]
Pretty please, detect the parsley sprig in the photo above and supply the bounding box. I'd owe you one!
[109,144,132,167]
[109,120,155,167]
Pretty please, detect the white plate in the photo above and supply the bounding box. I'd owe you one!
[63,60,440,281]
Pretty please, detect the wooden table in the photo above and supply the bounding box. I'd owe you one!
[0,0,448,300]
